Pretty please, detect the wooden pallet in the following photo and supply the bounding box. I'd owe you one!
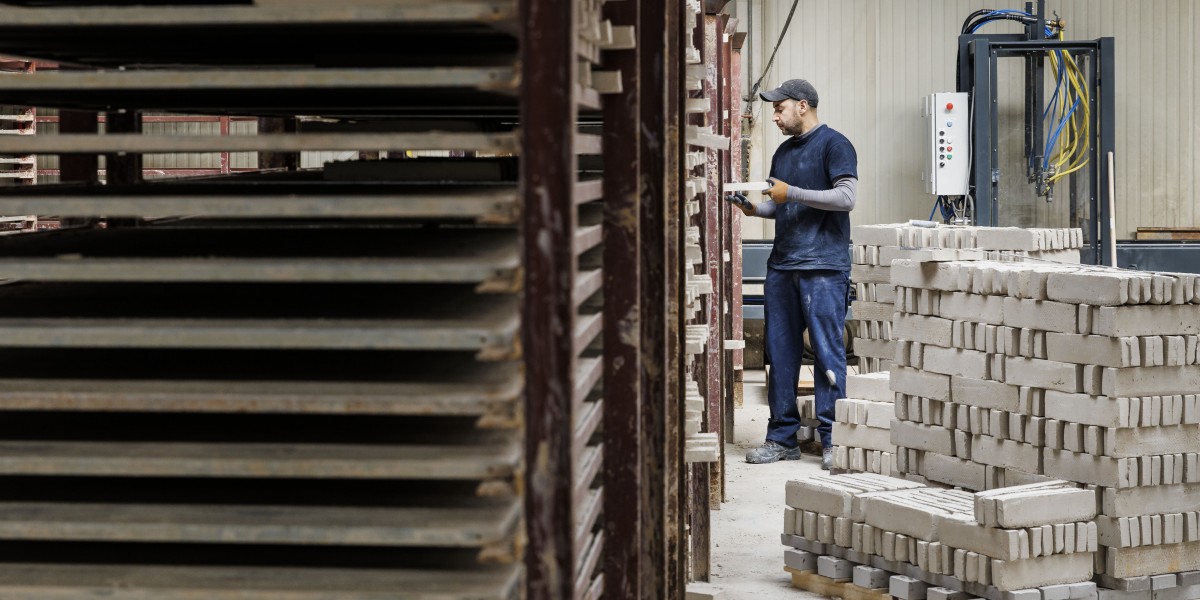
[785,567,893,600]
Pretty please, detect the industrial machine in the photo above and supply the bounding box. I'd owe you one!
[927,1,1118,265]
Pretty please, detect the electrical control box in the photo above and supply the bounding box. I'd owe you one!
[923,92,970,196]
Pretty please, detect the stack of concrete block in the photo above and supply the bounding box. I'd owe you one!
[783,474,1103,597]
[849,224,1085,374]
[839,225,1083,476]
[795,394,822,445]
[886,257,1200,586]
[833,372,898,475]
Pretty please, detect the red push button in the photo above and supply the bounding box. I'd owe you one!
[946,102,954,111]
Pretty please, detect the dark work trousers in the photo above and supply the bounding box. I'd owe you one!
[764,267,849,449]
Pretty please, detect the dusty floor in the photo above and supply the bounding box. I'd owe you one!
[708,369,823,599]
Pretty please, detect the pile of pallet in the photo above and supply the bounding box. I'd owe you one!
[782,473,1103,599]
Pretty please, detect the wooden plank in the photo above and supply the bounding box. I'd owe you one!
[0,499,520,547]
[0,563,520,600]
[0,132,519,155]
[0,439,521,479]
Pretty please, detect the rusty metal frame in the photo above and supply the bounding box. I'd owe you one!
[520,0,578,597]
[665,0,688,596]
[601,0,642,597]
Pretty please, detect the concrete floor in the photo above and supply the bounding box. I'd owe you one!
[708,370,824,599]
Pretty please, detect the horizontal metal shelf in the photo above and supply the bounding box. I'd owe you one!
[0,371,520,417]
[0,67,518,113]
[0,499,520,547]
[0,183,518,221]
[0,563,520,600]
[0,227,519,284]
[0,132,519,155]
[0,283,519,352]
[0,3,520,68]
[0,439,521,479]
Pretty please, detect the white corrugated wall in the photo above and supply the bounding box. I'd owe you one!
[733,0,1199,240]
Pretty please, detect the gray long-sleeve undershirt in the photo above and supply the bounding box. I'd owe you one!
[753,176,857,218]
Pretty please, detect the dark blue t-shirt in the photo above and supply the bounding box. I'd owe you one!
[767,124,857,272]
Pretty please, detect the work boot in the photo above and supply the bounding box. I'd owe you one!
[745,440,802,464]
[821,447,833,471]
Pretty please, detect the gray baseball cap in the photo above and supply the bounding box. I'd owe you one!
[760,79,819,107]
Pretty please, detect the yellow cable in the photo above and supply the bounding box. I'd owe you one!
[1047,31,1092,186]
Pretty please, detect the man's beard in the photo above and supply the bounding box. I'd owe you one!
[779,122,803,136]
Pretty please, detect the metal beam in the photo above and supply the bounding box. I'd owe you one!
[520,0,577,597]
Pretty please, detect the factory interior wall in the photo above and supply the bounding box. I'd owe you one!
[732,0,1199,241]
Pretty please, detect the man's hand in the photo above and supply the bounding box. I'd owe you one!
[724,193,755,216]
[763,177,790,203]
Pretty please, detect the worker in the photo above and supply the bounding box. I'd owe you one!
[731,79,857,470]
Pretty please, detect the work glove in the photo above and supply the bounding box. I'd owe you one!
[724,192,755,216]
[763,177,790,203]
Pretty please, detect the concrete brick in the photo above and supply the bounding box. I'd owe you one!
[942,292,1006,325]
[892,367,953,401]
[989,553,1095,591]
[818,555,855,581]
[891,259,965,291]
[785,473,926,517]
[1153,584,1200,600]
[1150,575,1177,591]
[893,421,956,455]
[1093,305,1200,337]
[859,338,898,360]
[1043,584,1075,600]
[1105,541,1200,578]
[686,583,727,599]
[972,436,1042,474]
[925,452,987,491]
[849,372,895,403]
[784,549,817,571]
[1102,426,1200,459]
[1097,590,1149,600]
[939,517,1023,561]
[1097,575,1152,592]
[854,565,893,590]
[929,587,974,600]
[864,489,974,541]
[1005,357,1084,393]
[1004,298,1080,333]
[896,313,957,347]
[1101,366,1200,398]
[854,264,893,285]
[1044,271,1144,306]
[925,346,992,380]
[1046,333,1139,368]
[982,487,1096,529]
[952,377,1022,412]
[892,575,930,600]
[1068,582,1098,600]
[1044,391,1131,428]
[852,300,898,323]
[835,423,897,453]
[976,228,1043,252]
